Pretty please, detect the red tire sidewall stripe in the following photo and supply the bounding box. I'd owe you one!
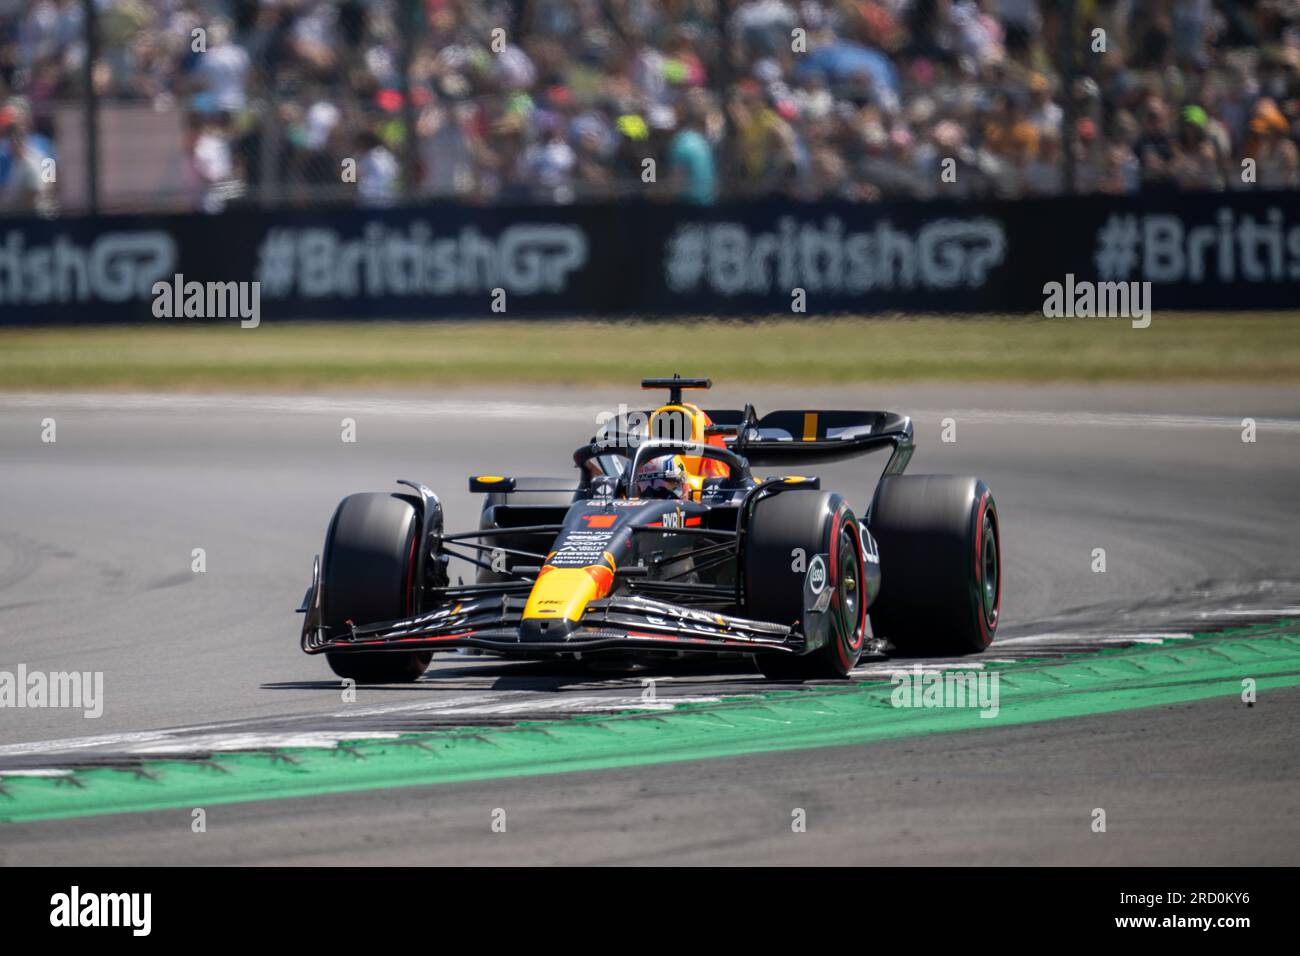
[830,504,866,668]
[847,513,866,651]
[973,492,999,647]
[403,521,418,616]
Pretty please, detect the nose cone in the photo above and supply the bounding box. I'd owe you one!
[519,565,614,641]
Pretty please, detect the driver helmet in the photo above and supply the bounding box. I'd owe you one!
[634,454,688,500]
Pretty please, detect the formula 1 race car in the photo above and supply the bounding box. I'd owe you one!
[298,376,1000,682]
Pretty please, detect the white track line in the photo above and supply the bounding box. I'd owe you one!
[0,768,72,778]
[0,695,728,760]
[1197,607,1300,618]
[934,409,1300,433]
[0,394,595,422]
[0,731,404,761]
[853,662,987,676]
[396,694,728,716]
[2,394,1298,433]
[0,730,183,758]
[125,731,403,756]
[330,693,505,719]
[987,631,1193,646]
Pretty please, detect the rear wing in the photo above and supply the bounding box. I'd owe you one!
[706,408,914,475]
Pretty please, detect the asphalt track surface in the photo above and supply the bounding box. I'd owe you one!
[2,383,1299,864]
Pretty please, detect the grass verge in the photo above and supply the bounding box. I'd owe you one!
[1,313,1297,390]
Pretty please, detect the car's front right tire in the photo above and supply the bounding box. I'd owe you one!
[321,492,431,684]
[745,490,868,679]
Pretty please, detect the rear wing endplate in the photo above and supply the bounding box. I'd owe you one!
[706,408,914,475]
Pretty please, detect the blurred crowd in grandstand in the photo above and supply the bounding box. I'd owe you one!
[2,0,1300,213]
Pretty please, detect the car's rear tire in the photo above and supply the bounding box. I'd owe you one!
[745,490,868,680]
[322,492,432,683]
[868,475,1000,656]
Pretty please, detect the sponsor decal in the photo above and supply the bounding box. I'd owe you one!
[808,555,827,594]
[255,222,588,299]
[0,230,175,305]
[1094,206,1300,284]
[664,216,1006,295]
[859,526,880,564]
[549,529,614,567]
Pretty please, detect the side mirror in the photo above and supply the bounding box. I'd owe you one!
[468,475,517,493]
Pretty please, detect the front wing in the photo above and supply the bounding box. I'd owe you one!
[302,591,805,657]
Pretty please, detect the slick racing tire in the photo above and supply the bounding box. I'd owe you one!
[746,490,868,680]
[868,475,1000,656]
[322,492,432,684]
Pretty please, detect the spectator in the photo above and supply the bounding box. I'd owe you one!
[1023,131,1064,195]
[0,104,53,213]
[1133,96,1178,191]
[519,110,577,203]
[1096,144,1140,195]
[983,91,1039,165]
[417,89,481,200]
[1246,98,1300,188]
[1172,105,1225,190]
[355,128,400,207]
[665,90,716,205]
[1025,72,1062,137]
[186,109,242,213]
[189,18,249,114]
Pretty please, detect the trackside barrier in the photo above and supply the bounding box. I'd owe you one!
[1,191,1298,324]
